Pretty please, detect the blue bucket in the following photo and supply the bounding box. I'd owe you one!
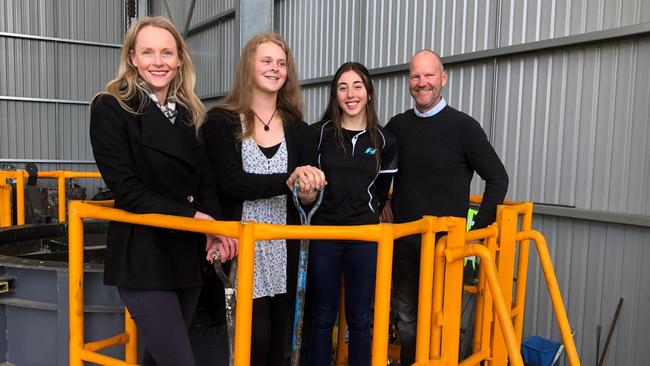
[521,335,563,366]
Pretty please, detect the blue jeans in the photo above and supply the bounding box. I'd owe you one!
[309,240,377,366]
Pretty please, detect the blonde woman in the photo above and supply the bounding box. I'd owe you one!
[203,32,325,365]
[89,16,236,365]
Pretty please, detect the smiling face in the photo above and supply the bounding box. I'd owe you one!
[336,70,368,120]
[409,51,448,113]
[129,25,181,102]
[251,41,288,95]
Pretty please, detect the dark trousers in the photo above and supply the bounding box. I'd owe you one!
[308,240,377,366]
[391,238,421,366]
[118,286,201,366]
[250,294,291,366]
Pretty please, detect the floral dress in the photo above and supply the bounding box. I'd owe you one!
[240,131,289,299]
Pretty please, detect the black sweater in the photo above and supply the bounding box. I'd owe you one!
[386,105,508,232]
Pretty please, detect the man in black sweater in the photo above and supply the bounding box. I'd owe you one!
[382,50,508,365]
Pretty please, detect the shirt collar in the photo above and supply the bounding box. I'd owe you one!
[138,80,178,124]
[413,97,447,118]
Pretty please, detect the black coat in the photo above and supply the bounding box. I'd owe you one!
[90,93,221,289]
[202,107,318,297]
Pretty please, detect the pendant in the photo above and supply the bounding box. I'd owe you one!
[264,125,270,131]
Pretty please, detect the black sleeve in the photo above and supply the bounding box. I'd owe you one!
[193,143,224,220]
[294,120,319,167]
[89,95,196,217]
[202,108,290,201]
[464,120,509,229]
[376,129,398,209]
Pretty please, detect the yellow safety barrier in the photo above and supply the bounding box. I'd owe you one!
[68,201,541,366]
[0,170,102,227]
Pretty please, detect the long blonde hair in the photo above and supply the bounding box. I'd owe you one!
[98,16,205,130]
[218,32,302,139]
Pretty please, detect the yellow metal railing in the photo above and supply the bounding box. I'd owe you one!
[68,201,539,366]
[0,169,102,227]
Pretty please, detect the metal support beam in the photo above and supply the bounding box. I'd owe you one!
[186,8,236,37]
[0,159,96,164]
[0,96,89,105]
[534,204,650,229]
[238,0,273,47]
[298,22,650,88]
[0,32,121,48]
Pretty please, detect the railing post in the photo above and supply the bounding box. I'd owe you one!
[125,309,138,363]
[370,223,394,365]
[68,201,84,366]
[57,172,67,223]
[513,202,533,342]
[0,175,11,227]
[234,222,255,366]
[415,216,436,362]
[14,171,25,225]
[440,217,466,366]
[490,206,518,365]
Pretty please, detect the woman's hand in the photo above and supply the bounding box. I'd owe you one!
[194,211,239,262]
[206,234,239,263]
[286,165,326,204]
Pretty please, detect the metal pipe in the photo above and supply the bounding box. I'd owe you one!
[415,216,436,362]
[67,202,84,366]
[516,230,581,365]
[370,223,395,365]
[445,244,524,366]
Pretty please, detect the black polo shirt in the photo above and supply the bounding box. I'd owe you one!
[312,120,398,225]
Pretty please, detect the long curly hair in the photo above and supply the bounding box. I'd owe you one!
[217,32,303,139]
[97,16,205,131]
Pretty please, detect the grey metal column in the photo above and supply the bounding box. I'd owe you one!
[239,0,273,47]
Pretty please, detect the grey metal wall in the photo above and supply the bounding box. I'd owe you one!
[149,0,238,99]
[0,0,122,196]
[272,0,650,365]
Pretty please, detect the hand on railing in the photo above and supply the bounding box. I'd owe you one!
[194,211,239,262]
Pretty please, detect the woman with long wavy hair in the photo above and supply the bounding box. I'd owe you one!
[203,32,326,365]
[89,16,236,365]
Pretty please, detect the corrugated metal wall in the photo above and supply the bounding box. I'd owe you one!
[0,0,122,197]
[149,0,238,98]
[271,1,650,365]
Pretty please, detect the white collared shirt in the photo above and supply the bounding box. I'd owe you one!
[414,97,447,118]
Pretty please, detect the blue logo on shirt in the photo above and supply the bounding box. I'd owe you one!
[364,147,377,155]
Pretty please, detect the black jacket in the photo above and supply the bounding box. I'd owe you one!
[90,93,221,289]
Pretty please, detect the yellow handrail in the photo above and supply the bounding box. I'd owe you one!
[0,170,102,226]
[68,201,542,366]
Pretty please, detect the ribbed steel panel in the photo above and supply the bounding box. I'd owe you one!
[0,0,122,44]
[492,37,650,216]
[0,37,120,100]
[524,215,650,366]
[499,0,650,46]
[274,0,496,75]
[0,101,92,161]
[275,0,360,79]
[190,0,236,26]
[189,19,238,96]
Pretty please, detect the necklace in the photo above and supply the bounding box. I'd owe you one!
[253,109,277,131]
